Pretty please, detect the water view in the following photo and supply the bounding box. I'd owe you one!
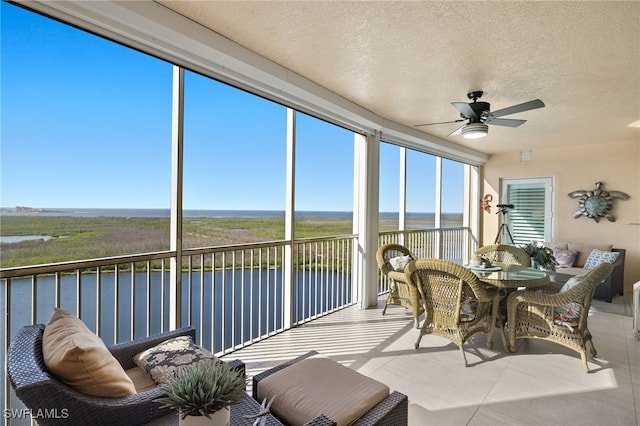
[5,268,352,352]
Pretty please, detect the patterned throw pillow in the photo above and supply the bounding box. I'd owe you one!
[388,255,412,272]
[583,249,619,270]
[460,299,478,322]
[133,336,218,385]
[554,276,584,330]
[554,302,582,330]
[553,248,578,268]
[559,275,583,293]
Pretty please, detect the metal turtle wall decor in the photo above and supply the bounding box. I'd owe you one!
[568,181,629,222]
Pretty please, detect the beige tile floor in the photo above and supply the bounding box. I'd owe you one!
[225,295,639,426]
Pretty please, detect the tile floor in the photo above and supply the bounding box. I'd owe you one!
[225,295,639,426]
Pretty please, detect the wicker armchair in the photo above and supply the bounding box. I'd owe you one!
[475,244,531,267]
[405,259,500,366]
[252,351,408,426]
[7,324,245,425]
[507,262,613,372]
[376,243,423,327]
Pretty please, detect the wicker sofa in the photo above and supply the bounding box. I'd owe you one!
[543,241,625,303]
[7,325,244,426]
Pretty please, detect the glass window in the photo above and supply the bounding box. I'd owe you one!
[294,112,354,237]
[379,142,401,231]
[1,2,172,267]
[441,158,464,228]
[405,150,436,230]
[181,72,288,247]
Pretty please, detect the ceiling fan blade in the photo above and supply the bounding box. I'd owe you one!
[448,124,465,137]
[451,102,478,119]
[491,99,545,118]
[414,119,465,127]
[486,118,526,127]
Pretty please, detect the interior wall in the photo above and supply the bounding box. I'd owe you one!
[481,139,640,295]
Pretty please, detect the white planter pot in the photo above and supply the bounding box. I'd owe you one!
[178,408,230,426]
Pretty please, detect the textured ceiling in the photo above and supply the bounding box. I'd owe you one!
[157,1,639,155]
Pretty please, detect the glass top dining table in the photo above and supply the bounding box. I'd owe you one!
[466,264,550,289]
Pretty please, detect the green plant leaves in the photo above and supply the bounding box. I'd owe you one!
[155,359,246,418]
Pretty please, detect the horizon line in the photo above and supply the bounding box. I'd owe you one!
[0,206,463,215]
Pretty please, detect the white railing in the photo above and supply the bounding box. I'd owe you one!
[0,236,357,423]
[377,227,474,294]
[1,228,472,422]
[1,238,357,348]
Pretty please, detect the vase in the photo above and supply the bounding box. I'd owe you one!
[179,408,230,426]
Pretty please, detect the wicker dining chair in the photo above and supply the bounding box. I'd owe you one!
[376,243,423,328]
[506,262,613,372]
[405,259,500,366]
[476,244,531,267]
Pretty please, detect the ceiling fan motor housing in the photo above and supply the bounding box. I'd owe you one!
[469,102,490,122]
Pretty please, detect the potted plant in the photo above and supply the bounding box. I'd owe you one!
[155,360,246,426]
[521,242,558,271]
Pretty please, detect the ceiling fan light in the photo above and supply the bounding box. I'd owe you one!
[462,123,488,139]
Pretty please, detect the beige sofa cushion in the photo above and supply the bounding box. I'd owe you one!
[568,243,613,267]
[42,308,136,397]
[543,241,568,251]
[257,355,389,426]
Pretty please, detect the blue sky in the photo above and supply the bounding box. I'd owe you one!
[1,2,463,213]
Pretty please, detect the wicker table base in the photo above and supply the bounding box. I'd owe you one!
[147,392,284,425]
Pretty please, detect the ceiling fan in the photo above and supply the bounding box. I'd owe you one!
[415,91,545,139]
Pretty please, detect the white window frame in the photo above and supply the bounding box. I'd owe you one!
[500,177,553,244]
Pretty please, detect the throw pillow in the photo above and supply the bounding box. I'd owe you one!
[388,255,412,272]
[133,336,218,385]
[42,308,136,397]
[554,302,582,330]
[584,249,619,270]
[559,275,583,293]
[553,248,578,268]
[459,299,478,322]
[567,243,613,267]
[554,276,584,329]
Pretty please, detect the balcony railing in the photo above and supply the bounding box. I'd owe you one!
[377,227,474,293]
[1,227,472,423]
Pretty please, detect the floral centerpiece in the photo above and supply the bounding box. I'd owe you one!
[521,242,558,271]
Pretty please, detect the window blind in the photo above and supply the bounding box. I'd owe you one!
[505,184,547,245]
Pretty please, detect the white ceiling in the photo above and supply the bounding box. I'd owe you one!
[156,0,639,155]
